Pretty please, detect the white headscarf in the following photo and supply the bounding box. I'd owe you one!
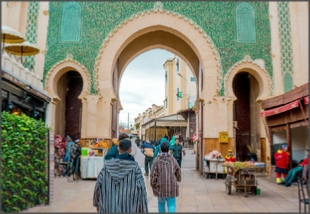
[130,138,138,157]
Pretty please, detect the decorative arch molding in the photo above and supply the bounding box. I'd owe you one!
[119,44,197,82]
[224,55,273,101]
[94,8,223,97]
[45,57,91,101]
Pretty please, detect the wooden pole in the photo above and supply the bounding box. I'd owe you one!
[298,100,309,129]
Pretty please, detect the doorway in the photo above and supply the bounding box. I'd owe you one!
[233,72,260,161]
[55,71,83,140]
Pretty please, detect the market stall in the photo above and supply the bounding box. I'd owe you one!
[80,139,110,179]
[203,150,226,179]
[223,161,265,197]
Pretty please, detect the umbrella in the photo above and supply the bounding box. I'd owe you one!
[4,41,40,64]
[2,25,25,43]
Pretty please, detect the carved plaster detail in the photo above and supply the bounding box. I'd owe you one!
[44,58,91,95]
[223,56,273,97]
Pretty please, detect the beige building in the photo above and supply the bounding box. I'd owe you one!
[163,56,197,114]
[134,55,197,142]
[2,2,308,176]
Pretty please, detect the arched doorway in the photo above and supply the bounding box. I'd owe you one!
[55,71,83,139]
[94,10,221,173]
[45,59,90,139]
[233,72,260,161]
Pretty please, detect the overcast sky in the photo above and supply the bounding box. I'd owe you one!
[119,48,174,127]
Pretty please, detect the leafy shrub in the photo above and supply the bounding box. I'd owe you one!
[1,111,49,212]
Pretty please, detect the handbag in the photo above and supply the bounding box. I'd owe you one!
[144,148,154,158]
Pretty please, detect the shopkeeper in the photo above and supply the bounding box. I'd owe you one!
[225,149,236,162]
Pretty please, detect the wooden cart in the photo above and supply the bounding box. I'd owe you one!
[223,165,258,197]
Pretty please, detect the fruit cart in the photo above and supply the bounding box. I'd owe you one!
[223,161,259,197]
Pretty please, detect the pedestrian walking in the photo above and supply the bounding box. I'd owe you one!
[130,136,138,157]
[150,141,181,213]
[63,135,74,162]
[154,137,169,158]
[274,143,290,184]
[141,140,155,176]
[170,137,186,167]
[93,138,148,213]
[104,133,128,161]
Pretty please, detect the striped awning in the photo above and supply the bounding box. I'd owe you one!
[260,100,300,117]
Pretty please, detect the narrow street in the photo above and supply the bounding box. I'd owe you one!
[23,147,301,213]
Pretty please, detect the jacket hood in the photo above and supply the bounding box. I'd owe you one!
[104,159,138,184]
[157,153,174,165]
[160,137,169,144]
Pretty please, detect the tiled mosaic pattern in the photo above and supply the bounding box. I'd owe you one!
[44,2,273,95]
[236,2,256,43]
[61,2,81,42]
[277,2,294,92]
[24,2,40,72]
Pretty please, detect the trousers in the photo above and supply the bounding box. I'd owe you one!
[284,166,303,185]
[157,197,176,213]
[144,156,153,174]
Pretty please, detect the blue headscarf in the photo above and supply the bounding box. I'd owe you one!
[154,137,169,158]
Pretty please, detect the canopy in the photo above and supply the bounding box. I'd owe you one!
[142,114,187,129]
[1,25,25,43]
[260,100,300,117]
[4,41,40,56]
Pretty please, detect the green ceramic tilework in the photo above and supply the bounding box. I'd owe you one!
[277,2,294,93]
[236,2,256,43]
[61,2,81,42]
[283,72,293,93]
[24,2,40,72]
[44,2,273,96]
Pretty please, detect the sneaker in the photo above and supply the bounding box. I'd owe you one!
[278,181,286,185]
[144,173,149,176]
[285,183,291,187]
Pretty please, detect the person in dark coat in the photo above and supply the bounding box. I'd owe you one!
[141,141,155,176]
[104,133,128,161]
[170,137,185,167]
[150,141,181,212]
[93,139,148,213]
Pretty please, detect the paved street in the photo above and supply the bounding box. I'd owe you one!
[24,148,301,213]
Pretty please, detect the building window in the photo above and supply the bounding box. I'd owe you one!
[236,2,256,43]
[190,77,195,82]
[176,58,179,72]
[61,2,82,42]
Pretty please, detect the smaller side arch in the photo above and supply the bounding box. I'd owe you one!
[45,58,91,100]
[224,57,272,101]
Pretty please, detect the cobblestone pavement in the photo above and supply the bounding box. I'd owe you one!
[23,148,302,213]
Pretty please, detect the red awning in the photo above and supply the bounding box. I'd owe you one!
[260,100,300,117]
[304,96,308,105]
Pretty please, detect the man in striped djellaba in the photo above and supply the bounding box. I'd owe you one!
[150,141,182,212]
[93,138,148,212]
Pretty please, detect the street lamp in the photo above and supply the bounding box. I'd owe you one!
[177,73,187,81]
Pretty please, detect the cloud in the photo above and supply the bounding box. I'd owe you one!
[119,48,174,123]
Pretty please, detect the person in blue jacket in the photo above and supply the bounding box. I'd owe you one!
[154,137,169,158]
[105,133,129,161]
[63,135,74,162]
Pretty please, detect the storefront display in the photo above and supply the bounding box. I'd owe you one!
[80,138,110,179]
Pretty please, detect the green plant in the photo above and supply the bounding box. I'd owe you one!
[134,123,140,130]
[1,112,49,212]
